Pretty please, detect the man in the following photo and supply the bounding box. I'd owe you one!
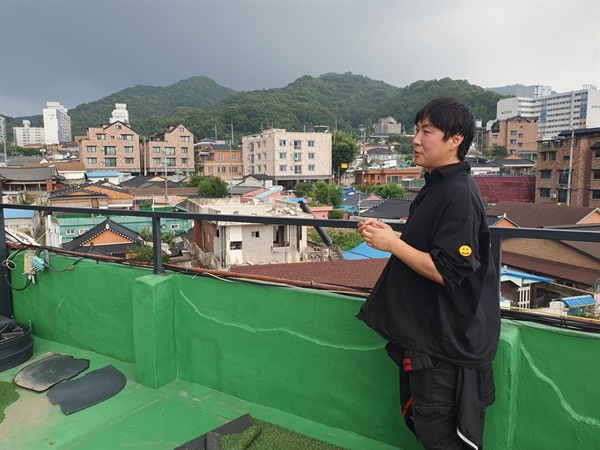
[357,97,500,450]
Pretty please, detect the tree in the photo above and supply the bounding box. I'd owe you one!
[312,181,343,208]
[294,182,313,199]
[197,175,229,197]
[332,131,358,174]
[182,173,205,187]
[484,145,508,160]
[371,183,406,199]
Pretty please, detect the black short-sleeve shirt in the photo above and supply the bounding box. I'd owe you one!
[357,162,501,368]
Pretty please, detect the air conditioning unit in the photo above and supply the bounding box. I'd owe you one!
[550,193,557,198]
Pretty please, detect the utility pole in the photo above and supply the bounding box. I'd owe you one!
[230,123,234,198]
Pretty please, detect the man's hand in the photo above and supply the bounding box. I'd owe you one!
[358,219,399,253]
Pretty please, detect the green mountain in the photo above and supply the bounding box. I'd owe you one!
[4,74,506,143]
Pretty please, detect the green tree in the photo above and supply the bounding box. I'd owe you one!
[182,173,206,187]
[484,144,508,160]
[332,131,358,174]
[371,183,406,199]
[294,182,313,199]
[312,181,343,208]
[198,175,229,197]
[328,209,346,219]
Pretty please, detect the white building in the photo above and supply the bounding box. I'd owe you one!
[374,117,402,135]
[110,103,129,124]
[241,128,332,190]
[496,86,600,140]
[43,102,71,145]
[13,120,44,147]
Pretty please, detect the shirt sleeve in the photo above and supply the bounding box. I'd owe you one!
[430,216,481,292]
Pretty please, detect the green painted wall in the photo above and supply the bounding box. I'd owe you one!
[9,253,600,449]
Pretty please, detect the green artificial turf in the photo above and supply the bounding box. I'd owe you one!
[0,380,19,423]
[220,418,347,450]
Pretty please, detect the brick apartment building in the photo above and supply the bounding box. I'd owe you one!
[144,124,195,176]
[195,143,243,182]
[535,127,600,207]
[484,116,539,160]
[79,121,142,174]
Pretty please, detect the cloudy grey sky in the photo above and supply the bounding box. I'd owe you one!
[1,0,598,117]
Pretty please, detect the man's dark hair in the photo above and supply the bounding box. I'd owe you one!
[414,97,475,161]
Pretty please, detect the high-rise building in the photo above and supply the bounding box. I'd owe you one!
[0,117,6,145]
[110,103,129,124]
[43,102,72,145]
[241,128,332,190]
[13,120,44,147]
[496,86,600,140]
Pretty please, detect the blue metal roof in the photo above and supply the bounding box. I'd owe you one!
[561,295,597,308]
[500,268,553,283]
[343,241,390,260]
[86,172,119,177]
[4,209,35,219]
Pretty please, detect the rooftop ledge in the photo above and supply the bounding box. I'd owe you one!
[1,253,599,449]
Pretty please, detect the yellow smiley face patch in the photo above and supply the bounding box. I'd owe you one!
[459,245,472,257]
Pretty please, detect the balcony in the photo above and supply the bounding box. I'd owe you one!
[0,201,599,449]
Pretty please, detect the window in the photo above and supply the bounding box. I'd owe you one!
[307,140,315,147]
[294,140,301,149]
[510,139,517,145]
[87,158,97,164]
[105,158,117,167]
[182,158,188,164]
[104,146,116,155]
[273,225,288,247]
[540,170,552,179]
[539,188,551,198]
[279,165,287,171]
[518,134,523,138]
[124,146,134,153]
[558,170,570,184]
[541,151,557,161]
[97,134,106,140]
[594,169,600,180]
[65,229,75,236]
[87,146,96,153]
[308,165,315,171]
[231,154,237,160]
[218,154,224,161]
[79,229,89,235]
[518,143,523,147]
[557,189,567,203]
[279,140,287,146]
[209,167,214,173]
[308,152,315,159]
[153,158,161,164]
[181,147,188,153]
[251,231,260,238]
[179,127,184,132]
[170,224,180,230]
[592,190,600,199]
[294,165,302,174]
[510,131,517,135]
[165,147,175,156]
[279,152,287,159]
[181,136,190,142]
[595,150,600,158]
[125,158,134,164]
[121,134,133,141]
[166,158,176,166]
[230,241,242,250]
[492,135,498,140]
[294,152,302,161]
[153,147,161,153]
[115,125,121,130]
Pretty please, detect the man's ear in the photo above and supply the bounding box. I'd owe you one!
[451,133,464,150]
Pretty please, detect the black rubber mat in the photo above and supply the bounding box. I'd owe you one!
[14,354,90,392]
[175,413,256,450]
[46,365,126,415]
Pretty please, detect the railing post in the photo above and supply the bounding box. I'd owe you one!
[0,181,14,317]
[151,214,164,275]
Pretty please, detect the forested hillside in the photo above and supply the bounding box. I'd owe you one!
[3,73,506,142]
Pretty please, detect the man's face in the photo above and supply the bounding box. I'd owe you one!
[412,119,463,172]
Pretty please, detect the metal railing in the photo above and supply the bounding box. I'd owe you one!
[1,187,598,330]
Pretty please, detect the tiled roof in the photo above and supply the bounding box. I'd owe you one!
[0,166,57,181]
[230,259,388,290]
[48,185,109,199]
[63,219,141,252]
[486,201,598,228]
[360,198,412,220]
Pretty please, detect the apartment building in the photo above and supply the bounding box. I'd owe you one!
[195,144,242,182]
[497,86,600,140]
[110,103,129,124]
[13,120,44,147]
[373,116,402,135]
[144,124,195,176]
[79,121,142,174]
[43,102,72,144]
[484,116,539,159]
[535,127,600,207]
[241,128,332,190]
[0,117,6,146]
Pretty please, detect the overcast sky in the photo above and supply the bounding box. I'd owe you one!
[1,0,598,117]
